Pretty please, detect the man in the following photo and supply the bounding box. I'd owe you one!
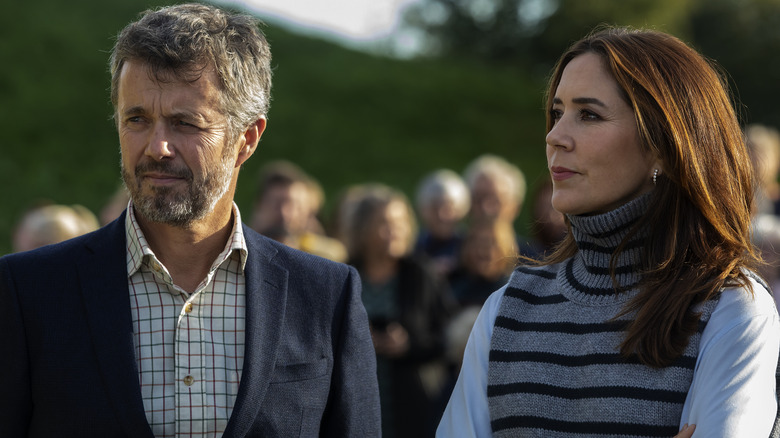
[0,4,380,437]
[462,154,540,257]
[462,154,526,225]
[250,160,347,262]
[413,169,471,277]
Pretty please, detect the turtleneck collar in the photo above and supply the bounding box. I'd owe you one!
[558,194,651,306]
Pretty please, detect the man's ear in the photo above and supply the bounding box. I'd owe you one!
[235,116,267,168]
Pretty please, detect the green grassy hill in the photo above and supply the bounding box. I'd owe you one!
[0,0,548,255]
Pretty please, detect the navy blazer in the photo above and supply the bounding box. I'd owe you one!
[0,212,380,437]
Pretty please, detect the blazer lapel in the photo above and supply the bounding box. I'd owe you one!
[224,228,289,437]
[78,213,154,438]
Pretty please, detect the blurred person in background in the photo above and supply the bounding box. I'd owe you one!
[747,124,780,308]
[344,183,455,438]
[329,183,369,246]
[250,160,347,262]
[447,219,517,308]
[12,203,99,252]
[746,124,780,215]
[526,178,567,258]
[463,154,526,225]
[463,154,536,256]
[414,169,471,278]
[100,185,131,226]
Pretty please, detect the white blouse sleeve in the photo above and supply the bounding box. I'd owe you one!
[681,278,780,437]
[436,286,506,438]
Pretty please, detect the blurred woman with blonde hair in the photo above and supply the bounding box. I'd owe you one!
[345,183,454,438]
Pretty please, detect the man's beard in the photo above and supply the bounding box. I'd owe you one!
[121,154,234,227]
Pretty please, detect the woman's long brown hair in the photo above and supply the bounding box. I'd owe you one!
[540,27,761,368]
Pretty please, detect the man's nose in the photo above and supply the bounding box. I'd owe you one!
[145,124,175,160]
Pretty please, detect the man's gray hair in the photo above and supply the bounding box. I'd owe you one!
[415,169,471,218]
[109,3,272,138]
[463,154,526,206]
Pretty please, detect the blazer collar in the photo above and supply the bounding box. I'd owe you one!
[223,225,289,438]
[78,211,154,438]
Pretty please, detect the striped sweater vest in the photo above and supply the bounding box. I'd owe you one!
[488,195,718,437]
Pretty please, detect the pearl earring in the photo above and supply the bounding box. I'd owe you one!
[653,169,658,185]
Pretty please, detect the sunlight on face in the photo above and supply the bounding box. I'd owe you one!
[116,60,238,226]
[545,52,657,216]
[470,174,516,222]
[367,199,412,259]
[252,181,312,235]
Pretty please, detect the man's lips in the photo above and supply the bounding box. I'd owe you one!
[550,166,578,181]
[142,173,186,184]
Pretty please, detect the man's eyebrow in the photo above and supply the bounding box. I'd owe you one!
[121,106,146,116]
[552,96,608,107]
[169,110,208,122]
[120,107,209,122]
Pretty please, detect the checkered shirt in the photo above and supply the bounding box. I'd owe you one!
[125,202,248,437]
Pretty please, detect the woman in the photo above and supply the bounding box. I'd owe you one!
[437,27,780,437]
[345,183,454,438]
[448,219,518,308]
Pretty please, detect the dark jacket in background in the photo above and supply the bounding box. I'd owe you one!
[353,255,455,438]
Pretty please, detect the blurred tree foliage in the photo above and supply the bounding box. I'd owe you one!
[688,0,780,125]
[404,0,780,125]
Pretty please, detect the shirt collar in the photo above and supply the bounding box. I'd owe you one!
[125,201,248,278]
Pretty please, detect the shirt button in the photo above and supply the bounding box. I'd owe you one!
[184,302,193,313]
[183,375,194,386]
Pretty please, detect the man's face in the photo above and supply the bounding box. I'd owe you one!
[421,196,460,239]
[470,174,516,223]
[252,181,312,236]
[116,60,239,226]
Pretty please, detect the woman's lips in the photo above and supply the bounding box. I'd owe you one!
[550,166,577,181]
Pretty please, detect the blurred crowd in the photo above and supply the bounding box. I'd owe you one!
[15,129,780,435]
[747,124,780,308]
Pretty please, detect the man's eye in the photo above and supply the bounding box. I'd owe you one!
[176,121,200,130]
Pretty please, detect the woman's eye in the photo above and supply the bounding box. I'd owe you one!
[550,109,563,121]
[580,110,601,121]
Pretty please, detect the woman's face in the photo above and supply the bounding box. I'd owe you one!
[365,199,412,259]
[546,52,658,216]
[462,227,503,278]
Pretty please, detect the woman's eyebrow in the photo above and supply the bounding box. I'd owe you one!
[552,96,607,107]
